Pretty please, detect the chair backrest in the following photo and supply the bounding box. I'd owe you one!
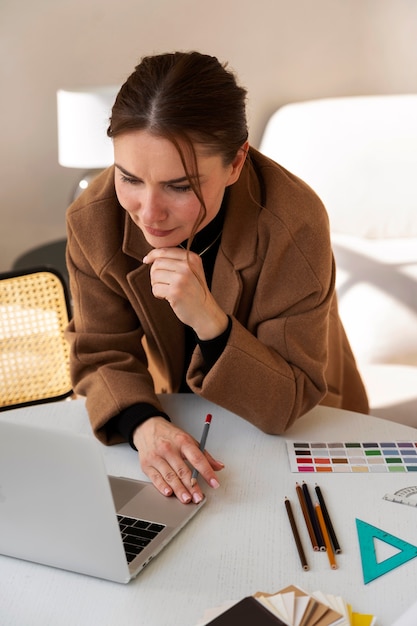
[0,267,73,411]
[259,95,417,367]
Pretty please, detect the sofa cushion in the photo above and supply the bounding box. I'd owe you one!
[259,95,417,238]
[333,233,417,365]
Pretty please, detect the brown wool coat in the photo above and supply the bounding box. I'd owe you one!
[66,147,368,444]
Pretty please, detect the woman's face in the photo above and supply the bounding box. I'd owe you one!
[113,130,247,248]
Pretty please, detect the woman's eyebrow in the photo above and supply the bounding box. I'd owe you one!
[115,163,197,185]
[115,163,140,179]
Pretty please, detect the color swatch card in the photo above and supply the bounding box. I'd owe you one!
[286,440,417,473]
[198,585,377,625]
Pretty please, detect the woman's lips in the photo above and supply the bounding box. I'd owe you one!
[144,226,177,238]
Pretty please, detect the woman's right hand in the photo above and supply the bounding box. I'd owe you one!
[132,416,224,504]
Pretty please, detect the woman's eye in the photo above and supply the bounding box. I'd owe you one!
[170,184,192,193]
[120,175,139,185]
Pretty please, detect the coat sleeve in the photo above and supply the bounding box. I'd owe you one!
[187,285,335,435]
[65,221,167,445]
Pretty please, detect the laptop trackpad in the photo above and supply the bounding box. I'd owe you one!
[108,475,147,511]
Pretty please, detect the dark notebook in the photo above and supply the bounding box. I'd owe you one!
[206,596,288,625]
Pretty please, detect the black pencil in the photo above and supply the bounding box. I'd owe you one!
[315,484,342,554]
[302,481,325,551]
[284,497,309,570]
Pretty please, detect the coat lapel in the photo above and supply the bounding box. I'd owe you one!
[211,158,262,315]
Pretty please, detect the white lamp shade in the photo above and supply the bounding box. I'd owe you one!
[57,86,119,169]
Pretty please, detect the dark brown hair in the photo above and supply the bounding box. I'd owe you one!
[108,51,248,237]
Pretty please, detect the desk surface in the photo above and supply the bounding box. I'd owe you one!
[1,395,417,625]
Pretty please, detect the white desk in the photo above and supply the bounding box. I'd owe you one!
[1,395,417,625]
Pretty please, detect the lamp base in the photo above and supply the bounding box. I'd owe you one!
[72,169,104,201]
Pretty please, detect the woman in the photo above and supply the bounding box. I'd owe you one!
[66,51,368,505]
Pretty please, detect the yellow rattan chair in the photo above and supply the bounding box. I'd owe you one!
[0,267,73,411]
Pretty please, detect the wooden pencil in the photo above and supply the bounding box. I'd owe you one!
[295,482,319,551]
[284,497,309,570]
[302,481,325,551]
[315,502,338,569]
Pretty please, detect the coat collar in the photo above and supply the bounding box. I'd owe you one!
[220,150,262,269]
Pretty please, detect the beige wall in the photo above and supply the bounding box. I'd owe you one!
[1,0,417,271]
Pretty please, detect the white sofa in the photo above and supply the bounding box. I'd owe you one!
[259,95,417,426]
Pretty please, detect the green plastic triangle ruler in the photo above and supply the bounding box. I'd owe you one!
[356,518,417,584]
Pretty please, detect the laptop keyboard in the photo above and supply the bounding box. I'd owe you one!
[117,515,165,564]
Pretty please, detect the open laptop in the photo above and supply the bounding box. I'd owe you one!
[0,412,205,584]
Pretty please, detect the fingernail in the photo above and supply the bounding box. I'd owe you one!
[163,487,172,496]
[192,492,203,503]
[182,492,192,503]
[210,478,220,489]
[142,255,148,264]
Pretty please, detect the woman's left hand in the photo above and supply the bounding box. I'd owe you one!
[143,247,228,340]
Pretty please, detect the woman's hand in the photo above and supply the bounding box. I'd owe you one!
[132,416,224,503]
[143,247,228,340]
